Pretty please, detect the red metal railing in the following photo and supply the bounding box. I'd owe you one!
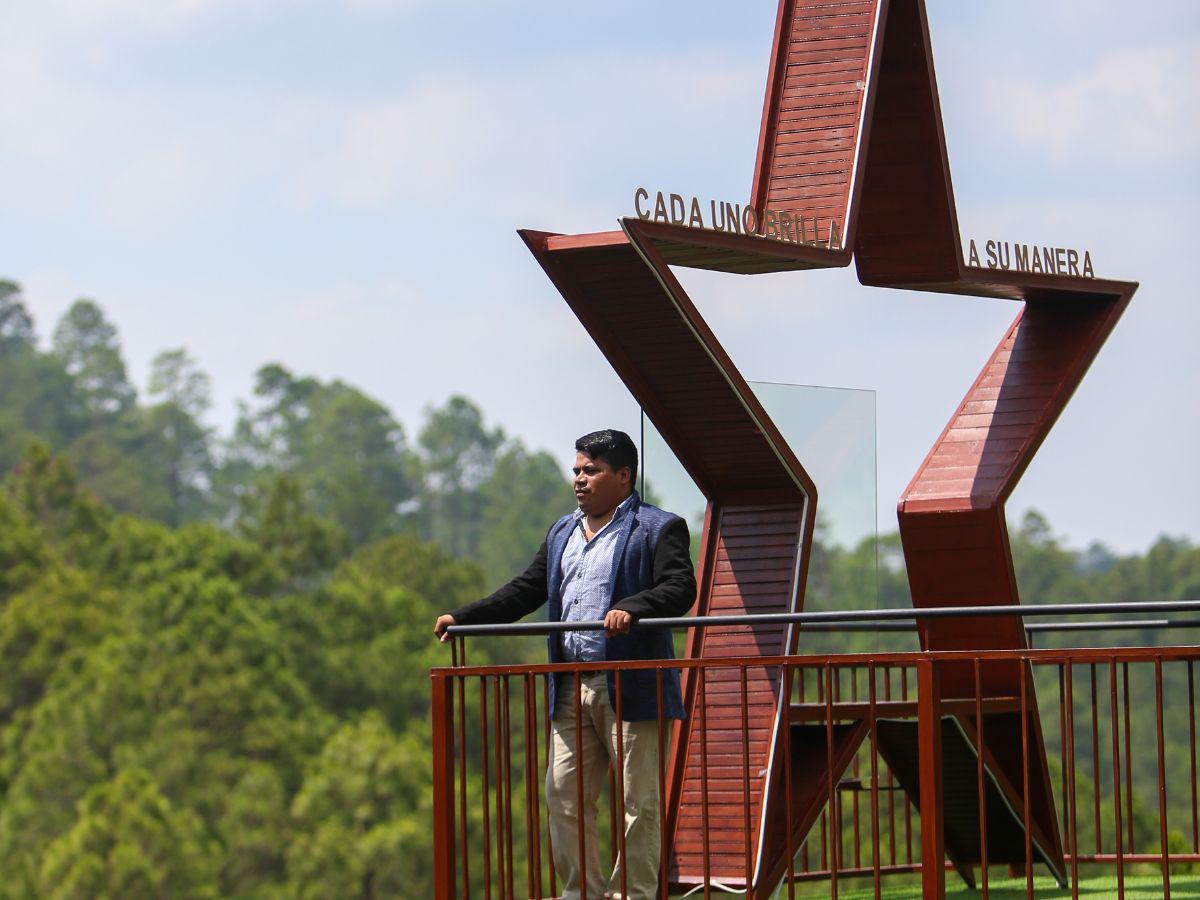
[431,642,1200,899]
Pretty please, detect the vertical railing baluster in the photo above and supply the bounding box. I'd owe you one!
[833,668,844,876]
[1122,663,1134,856]
[741,664,753,894]
[1065,663,1079,900]
[614,669,628,900]
[1091,663,1102,857]
[799,665,810,875]
[458,670,470,899]
[516,677,532,898]
[545,676,557,899]
[784,662,797,899]
[902,666,913,866]
[656,668,667,900]
[885,666,896,869]
[523,674,539,900]
[1156,658,1172,899]
[481,678,493,900]
[975,659,988,899]
[826,663,839,899]
[851,668,861,873]
[818,666,827,874]
[1190,660,1198,857]
[573,672,586,900]
[1110,659,1125,900]
[1020,662,1032,900]
[1059,663,1069,847]
[493,677,508,898]
[868,662,881,900]
[501,677,515,900]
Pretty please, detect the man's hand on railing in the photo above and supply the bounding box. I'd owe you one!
[604,608,632,637]
[434,614,456,644]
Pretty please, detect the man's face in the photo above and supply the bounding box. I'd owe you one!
[572,451,631,516]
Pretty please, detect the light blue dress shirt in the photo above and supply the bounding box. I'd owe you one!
[559,493,636,662]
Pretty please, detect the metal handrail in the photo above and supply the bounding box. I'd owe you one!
[443,598,1200,636]
[797,619,1197,634]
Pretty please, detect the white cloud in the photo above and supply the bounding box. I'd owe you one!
[289,84,504,209]
[994,39,1200,163]
[103,143,213,234]
[0,38,96,166]
[2,50,758,238]
[337,0,431,12]
[1,0,253,40]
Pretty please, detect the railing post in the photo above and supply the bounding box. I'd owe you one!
[917,658,945,900]
[432,671,457,900]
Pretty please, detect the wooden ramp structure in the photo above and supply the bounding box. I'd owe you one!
[520,0,1137,896]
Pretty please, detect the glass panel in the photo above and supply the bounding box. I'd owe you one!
[641,382,911,654]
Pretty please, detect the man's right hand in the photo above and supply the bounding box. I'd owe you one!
[433,614,456,643]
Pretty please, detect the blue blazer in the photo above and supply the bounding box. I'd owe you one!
[451,493,695,721]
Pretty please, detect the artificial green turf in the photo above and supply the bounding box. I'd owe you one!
[827,872,1200,898]
[671,872,1199,898]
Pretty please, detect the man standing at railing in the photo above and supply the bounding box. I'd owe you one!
[434,428,696,900]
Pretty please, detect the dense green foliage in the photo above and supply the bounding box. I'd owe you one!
[0,448,471,897]
[0,283,573,589]
[0,281,1196,896]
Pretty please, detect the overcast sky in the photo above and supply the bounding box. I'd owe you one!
[2,0,1196,554]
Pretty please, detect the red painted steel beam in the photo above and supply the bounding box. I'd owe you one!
[520,223,827,894]
[844,1,1134,884]
[750,0,1132,888]
[751,0,889,250]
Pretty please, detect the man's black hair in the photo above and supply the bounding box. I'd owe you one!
[575,429,638,484]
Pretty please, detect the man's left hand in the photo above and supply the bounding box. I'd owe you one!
[604,608,633,637]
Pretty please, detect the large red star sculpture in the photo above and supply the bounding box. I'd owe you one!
[520,0,1136,895]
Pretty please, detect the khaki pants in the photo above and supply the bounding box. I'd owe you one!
[546,673,661,900]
